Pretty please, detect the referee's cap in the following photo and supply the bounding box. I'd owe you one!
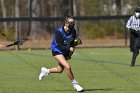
[135,6,140,12]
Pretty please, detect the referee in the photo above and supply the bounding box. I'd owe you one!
[126,6,140,66]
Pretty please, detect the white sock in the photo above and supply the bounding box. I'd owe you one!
[43,67,50,74]
[48,69,50,73]
[72,79,78,85]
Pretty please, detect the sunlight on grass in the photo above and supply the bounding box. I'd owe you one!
[0,48,140,93]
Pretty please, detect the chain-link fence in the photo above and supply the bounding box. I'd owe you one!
[0,0,138,49]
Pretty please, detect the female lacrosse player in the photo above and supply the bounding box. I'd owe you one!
[39,15,83,92]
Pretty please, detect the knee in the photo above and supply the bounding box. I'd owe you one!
[65,65,71,71]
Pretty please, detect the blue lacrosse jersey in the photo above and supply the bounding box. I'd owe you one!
[51,27,76,54]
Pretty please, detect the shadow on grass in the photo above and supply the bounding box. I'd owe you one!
[47,89,75,92]
[135,64,140,66]
[49,88,113,92]
[84,88,113,92]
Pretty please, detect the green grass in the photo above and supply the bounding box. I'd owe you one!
[0,48,140,93]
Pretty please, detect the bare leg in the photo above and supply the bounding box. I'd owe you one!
[53,54,75,80]
[39,54,83,92]
[49,63,64,73]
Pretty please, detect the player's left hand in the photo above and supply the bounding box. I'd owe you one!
[74,38,82,46]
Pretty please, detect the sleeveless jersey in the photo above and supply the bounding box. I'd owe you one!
[51,27,76,54]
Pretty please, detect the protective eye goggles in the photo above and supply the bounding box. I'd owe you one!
[66,21,75,25]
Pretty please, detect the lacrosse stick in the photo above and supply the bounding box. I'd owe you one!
[6,38,28,47]
[66,38,82,60]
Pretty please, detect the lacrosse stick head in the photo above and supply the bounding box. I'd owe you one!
[14,38,28,45]
[74,38,82,46]
[19,38,28,45]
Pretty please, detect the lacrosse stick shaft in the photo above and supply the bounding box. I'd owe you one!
[6,38,28,47]
[6,44,15,47]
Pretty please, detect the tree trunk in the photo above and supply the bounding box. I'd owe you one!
[0,0,7,29]
[15,0,20,50]
[30,0,43,39]
[116,0,122,15]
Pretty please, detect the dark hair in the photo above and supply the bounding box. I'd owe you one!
[64,15,74,21]
[135,6,140,12]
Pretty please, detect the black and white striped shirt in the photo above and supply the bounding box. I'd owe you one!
[126,15,140,31]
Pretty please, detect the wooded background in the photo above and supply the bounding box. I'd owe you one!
[0,0,139,45]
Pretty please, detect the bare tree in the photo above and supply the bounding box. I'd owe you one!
[30,0,48,39]
[0,0,7,29]
[15,0,20,49]
[116,0,122,15]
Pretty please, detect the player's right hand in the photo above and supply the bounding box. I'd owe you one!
[70,47,74,52]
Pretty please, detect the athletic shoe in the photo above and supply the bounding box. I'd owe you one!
[72,80,84,92]
[73,84,83,92]
[39,67,49,80]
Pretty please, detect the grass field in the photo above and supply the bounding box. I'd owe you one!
[0,48,140,93]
